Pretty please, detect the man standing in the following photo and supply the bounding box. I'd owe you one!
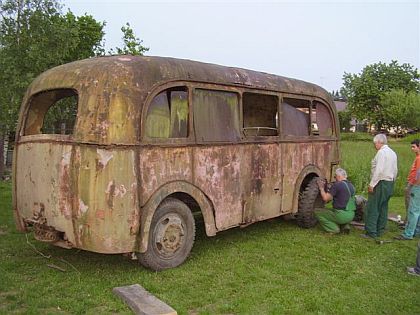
[315,168,356,234]
[362,134,398,239]
[395,139,420,240]
[407,241,420,277]
[404,139,420,223]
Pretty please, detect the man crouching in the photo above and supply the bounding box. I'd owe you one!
[315,168,356,234]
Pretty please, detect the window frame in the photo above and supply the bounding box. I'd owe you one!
[141,82,194,145]
[192,85,241,144]
[21,88,79,139]
[241,89,280,142]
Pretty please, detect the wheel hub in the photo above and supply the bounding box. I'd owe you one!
[154,214,185,256]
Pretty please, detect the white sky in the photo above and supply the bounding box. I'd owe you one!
[63,0,420,92]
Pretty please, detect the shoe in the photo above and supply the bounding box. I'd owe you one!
[407,267,420,277]
[393,235,412,241]
[360,233,375,239]
[340,224,351,234]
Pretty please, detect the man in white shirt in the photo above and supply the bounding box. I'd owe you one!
[362,134,398,239]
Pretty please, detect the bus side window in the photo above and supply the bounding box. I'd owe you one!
[24,89,78,135]
[313,101,333,136]
[243,93,278,137]
[282,98,310,136]
[145,87,188,138]
[193,89,240,142]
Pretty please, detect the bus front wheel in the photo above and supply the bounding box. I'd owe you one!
[138,198,196,271]
[297,177,324,228]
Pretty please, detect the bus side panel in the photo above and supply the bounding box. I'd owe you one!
[138,146,193,203]
[73,146,138,253]
[281,142,313,212]
[15,142,76,244]
[194,145,242,230]
[313,141,335,181]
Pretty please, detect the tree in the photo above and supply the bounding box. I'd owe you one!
[109,22,149,56]
[381,89,420,133]
[341,61,420,130]
[0,0,105,177]
[338,110,352,132]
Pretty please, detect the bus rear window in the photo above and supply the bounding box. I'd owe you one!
[24,89,78,135]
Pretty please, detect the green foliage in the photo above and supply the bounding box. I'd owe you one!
[109,22,149,56]
[342,61,420,130]
[341,140,414,196]
[0,0,105,133]
[381,89,420,131]
[340,132,373,142]
[337,110,352,132]
[400,133,420,143]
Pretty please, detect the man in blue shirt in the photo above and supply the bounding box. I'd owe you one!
[315,168,356,234]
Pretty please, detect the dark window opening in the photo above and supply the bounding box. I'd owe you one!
[193,89,240,142]
[282,98,310,136]
[145,87,188,138]
[313,101,333,136]
[24,89,78,135]
[243,92,278,137]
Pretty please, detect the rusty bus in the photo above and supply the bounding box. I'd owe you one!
[13,56,340,270]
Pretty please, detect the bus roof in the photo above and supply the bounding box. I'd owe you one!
[28,55,332,102]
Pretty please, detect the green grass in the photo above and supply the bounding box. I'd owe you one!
[341,139,415,197]
[1,140,420,314]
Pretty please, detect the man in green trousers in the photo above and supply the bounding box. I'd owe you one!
[363,134,398,239]
[315,168,356,234]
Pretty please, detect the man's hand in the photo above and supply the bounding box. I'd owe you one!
[368,185,374,193]
[317,178,326,190]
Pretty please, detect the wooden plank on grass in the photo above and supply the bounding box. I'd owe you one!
[113,284,177,315]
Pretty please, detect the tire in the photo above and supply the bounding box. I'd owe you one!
[138,198,195,271]
[297,176,324,228]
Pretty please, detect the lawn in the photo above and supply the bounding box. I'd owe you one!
[1,139,420,314]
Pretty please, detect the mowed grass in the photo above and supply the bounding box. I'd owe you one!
[1,139,420,314]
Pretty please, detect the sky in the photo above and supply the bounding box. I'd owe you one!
[63,0,420,92]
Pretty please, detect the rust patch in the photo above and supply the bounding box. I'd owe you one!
[95,209,106,220]
[106,180,116,209]
[59,151,72,219]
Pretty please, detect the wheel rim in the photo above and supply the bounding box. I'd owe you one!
[153,213,186,258]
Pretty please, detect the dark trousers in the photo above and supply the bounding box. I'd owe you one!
[416,241,420,274]
[365,180,394,237]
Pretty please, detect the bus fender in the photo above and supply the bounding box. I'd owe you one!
[292,165,323,213]
[137,181,216,253]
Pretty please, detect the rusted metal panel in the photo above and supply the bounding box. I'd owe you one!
[72,146,138,253]
[15,142,138,253]
[242,143,282,223]
[193,145,243,229]
[138,147,193,203]
[281,143,313,212]
[313,141,334,181]
[15,142,76,243]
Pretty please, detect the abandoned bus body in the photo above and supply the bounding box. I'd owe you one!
[13,56,340,270]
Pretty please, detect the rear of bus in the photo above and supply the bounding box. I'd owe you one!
[13,57,141,254]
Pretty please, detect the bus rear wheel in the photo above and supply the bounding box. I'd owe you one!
[297,177,324,228]
[138,198,195,271]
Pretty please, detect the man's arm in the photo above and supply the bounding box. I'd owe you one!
[318,179,333,202]
[369,150,385,192]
